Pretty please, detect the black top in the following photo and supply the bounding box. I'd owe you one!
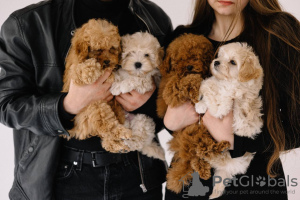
[59,0,162,151]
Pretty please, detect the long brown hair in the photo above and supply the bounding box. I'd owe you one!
[189,0,300,177]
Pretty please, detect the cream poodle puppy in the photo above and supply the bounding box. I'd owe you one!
[110,32,165,160]
[195,42,264,199]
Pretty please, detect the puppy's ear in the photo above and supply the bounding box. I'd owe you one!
[156,47,165,67]
[159,54,172,76]
[239,56,262,82]
[117,45,122,63]
[121,34,130,49]
[74,39,89,63]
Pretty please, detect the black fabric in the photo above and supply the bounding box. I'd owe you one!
[74,0,140,36]
[74,0,128,28]
[54,150,163,200]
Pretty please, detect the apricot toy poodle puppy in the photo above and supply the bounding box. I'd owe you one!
[157,33,231,193]
[110,32,165,160]
[195,42,263,199]
[62,19,131,153]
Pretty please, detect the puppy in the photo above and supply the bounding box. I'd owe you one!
[195,42,264,199]
[110,32,165,160]
[62,19,131,153]
[157,33,231,193]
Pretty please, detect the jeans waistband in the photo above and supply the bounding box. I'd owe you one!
[60,146,132,169]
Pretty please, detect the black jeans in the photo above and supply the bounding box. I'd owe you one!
[54,149,163,200]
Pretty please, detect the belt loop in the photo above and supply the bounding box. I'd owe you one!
[75,150,84,171]
[123,154,130,166]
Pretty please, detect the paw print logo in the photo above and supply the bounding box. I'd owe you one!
[256,176,266,187]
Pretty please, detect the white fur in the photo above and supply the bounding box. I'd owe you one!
[124,113,165,161]
[195,43,264,199]
[110,68,160,95]
[110,32,165,160]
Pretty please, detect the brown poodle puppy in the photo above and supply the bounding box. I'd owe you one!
[157,34,231,193]
[62,19,131,153]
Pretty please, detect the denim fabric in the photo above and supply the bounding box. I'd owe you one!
[54,152,163,200]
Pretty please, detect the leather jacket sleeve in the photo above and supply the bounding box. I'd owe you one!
[0,15,68,137]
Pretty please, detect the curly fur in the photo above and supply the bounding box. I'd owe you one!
[62,19,132,153]
[110,32,165,160]
[157,34,231,193]
[195,42,263,199]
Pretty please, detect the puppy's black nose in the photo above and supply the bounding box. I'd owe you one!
[187,65,194,71]
[104,60,110,65]
[135,62,142,69]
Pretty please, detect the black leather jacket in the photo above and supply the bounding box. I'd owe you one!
[0,0,172,199]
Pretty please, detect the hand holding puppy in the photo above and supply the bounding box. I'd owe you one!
[115,83,156,112]
[203,109,234,149]
[64,70,113,115]
[163,101,199,131]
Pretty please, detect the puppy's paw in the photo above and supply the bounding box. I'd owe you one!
[110,82,121,95]
[76,58,102,84]
[209,183,225,199]
[115,126,132,140]
[195,100,207,114]
[101,139,130,153]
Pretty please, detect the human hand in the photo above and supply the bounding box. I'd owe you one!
[115,83,156,112]
[163,101,199,131]
[202,109,234,149]
[63,70,113,114]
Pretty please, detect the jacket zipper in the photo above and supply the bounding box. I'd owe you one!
[131,8,151,33]
[132,8,150,193]
[137,152,148,193]
[64,30,75,65]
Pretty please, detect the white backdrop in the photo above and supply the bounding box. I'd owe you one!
[0,0,299,199]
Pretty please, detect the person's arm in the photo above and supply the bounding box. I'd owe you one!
[163,101,199,134]
[202,109,274,158]
[58,94,76,130]
[0,16,69,137]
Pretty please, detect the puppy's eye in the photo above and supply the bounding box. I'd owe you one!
[95,49,103,54]
[145,54,149,57]
[109,48,116,54]
[230,60,236,65]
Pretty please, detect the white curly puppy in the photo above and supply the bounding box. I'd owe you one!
[195,42,264,199]
[110,32,165,161]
